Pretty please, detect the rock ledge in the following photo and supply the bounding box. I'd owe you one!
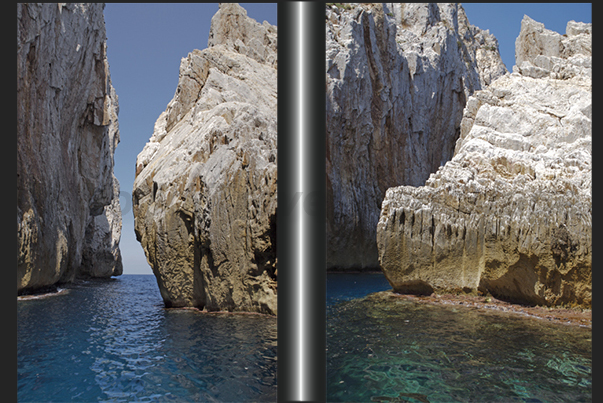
[377,16,591,307]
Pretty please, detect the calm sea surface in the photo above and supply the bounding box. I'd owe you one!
[327,272,592,403]
[18,275,277,402]
[17,272,593,402]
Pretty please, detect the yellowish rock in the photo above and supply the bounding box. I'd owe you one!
[377,16,592,307]
[133,4,277,314]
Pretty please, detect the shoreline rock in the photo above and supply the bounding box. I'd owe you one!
[17,288,70,301]
[17,3,122,294]
[133,3,277,315]
[366,291,591,328]
[377,16,591,308]
[326,3,507,269]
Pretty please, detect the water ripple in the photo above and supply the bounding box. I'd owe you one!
[327,291,592,403]
[18,275,277,402]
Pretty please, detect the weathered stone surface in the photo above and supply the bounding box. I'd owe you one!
[326,3,507,269]
[377,17,591,307]
[80,175,123,278]
[207,2,277,68]
[514,15,592,80]
[133,3,277,314]
[17,3,122,293]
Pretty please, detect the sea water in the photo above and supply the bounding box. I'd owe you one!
[327,273,592,403]
[17,273,592,402]
[18,275,277,402]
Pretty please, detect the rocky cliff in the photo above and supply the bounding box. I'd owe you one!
[377,16,591,307]
[133,3,277,314]
[326,3,507,269]
[17,3,122,293]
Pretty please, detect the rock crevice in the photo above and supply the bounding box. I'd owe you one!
[377,16,591,307]
[17,3,122,293]
[133,3,277,314]
[326,3,507,269]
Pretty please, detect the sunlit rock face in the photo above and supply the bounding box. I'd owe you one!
[325,3,507,269]
[17,3,122,294]
[378,16,592,307]
[133,4,277,314]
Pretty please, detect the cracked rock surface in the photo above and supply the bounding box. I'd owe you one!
[133,3,277,314]
[377,16,591,307]
[326,3,507,269]
[17,3,122,293]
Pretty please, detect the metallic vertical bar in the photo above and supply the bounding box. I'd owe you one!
[277,3,295,400]
[278,2,326,402]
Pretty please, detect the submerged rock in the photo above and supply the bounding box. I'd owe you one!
[133,3,277,314]
[326,3,507,269]
[377,16,591,307]
[17,3,122,294]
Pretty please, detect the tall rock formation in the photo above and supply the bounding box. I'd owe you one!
[17,3,122,293]
[133,4,277,314]
[326,3,507,269]
[377,16,591,307]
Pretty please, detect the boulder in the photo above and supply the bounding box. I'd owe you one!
[377,16,591,307]
[133,3,277,314]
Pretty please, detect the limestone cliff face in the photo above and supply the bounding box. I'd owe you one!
[133,4,277,314]
[377,16,591,307]
[326,3,507,269]
[17,3,122,293]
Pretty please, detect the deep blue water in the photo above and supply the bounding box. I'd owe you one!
[327,272,392,307]
[17,272,593,402]
[326,272,592,403]
[18,275,277,402]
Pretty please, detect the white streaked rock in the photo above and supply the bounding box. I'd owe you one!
[325,3,507,269]
[17,3,122,293]
[378,16,591,307]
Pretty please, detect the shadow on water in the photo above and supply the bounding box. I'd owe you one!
[327,271,392,307]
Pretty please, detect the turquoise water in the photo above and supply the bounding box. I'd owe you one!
[327,273,592,403]
[18,275,277,402]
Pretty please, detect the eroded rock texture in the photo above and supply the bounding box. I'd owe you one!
[133,3,277,314]
[377,16,591,307]
[326,3,507,269]
[17,3,122,293]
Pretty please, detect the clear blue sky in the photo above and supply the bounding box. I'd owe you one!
[104,3,590,275]
[462,3,592,71]
[105,3,277,274]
